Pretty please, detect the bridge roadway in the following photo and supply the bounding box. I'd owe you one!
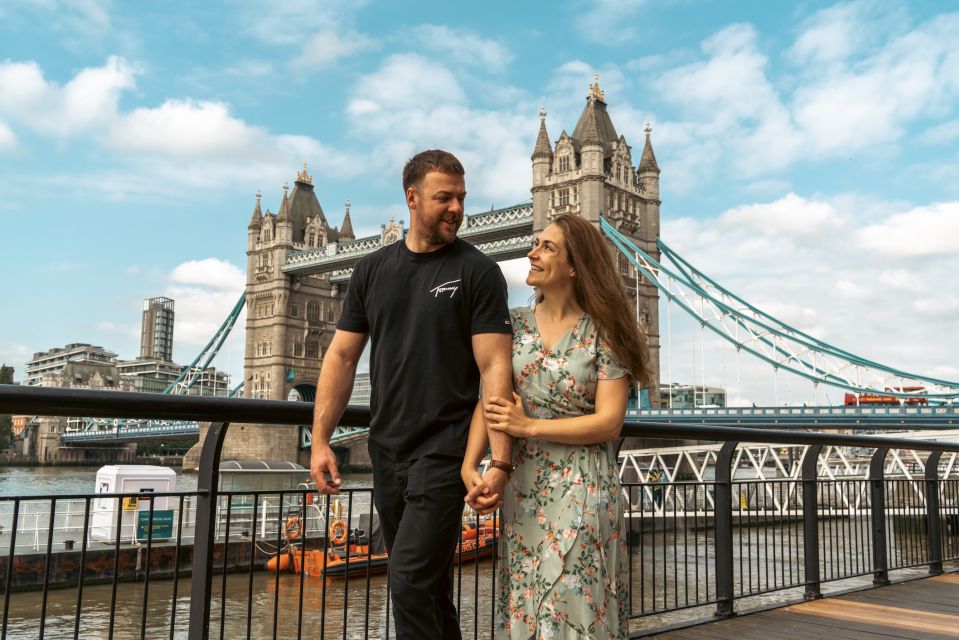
[59,404,959,445]
[650,572,959,639]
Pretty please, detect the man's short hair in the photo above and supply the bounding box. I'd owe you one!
[402,150,465,192]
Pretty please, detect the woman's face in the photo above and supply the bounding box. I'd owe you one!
[526,223,574,290]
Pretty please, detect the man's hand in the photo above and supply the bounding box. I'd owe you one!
[480,466,509,509]
[310,443,342,495]
[463,465,501,515]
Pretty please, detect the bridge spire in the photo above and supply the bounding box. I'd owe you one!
[532,105,553,160]
[639,123,659,173]
[276,182,291,223]
[339,200,355,241]
[295,161,313,186]
[248,189,262,229]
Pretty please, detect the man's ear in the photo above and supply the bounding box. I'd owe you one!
[406,186,417,210]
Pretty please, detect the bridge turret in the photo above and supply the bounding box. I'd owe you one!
[575,75,610,224]
[247,190,262,252]
[339,200,355,242]
[275,182,293,246]
[531,106,553,232]
[638,124,660,205]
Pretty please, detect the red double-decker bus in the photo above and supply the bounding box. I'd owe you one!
[844,386,928,406]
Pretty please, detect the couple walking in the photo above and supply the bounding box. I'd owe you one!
[310,149,651,639]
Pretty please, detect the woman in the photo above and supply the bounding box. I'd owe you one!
[463,214,651,639]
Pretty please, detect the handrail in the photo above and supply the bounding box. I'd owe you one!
[4,385,959,451]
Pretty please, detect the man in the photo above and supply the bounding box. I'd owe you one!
[310,149,514,639]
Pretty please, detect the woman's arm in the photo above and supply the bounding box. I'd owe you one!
[463,400,490,470]
[462,401,501,514]
[484,376,629,445]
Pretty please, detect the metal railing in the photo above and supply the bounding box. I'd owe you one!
[3,385,959,639]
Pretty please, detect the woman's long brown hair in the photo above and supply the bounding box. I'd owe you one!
[538,214,652,387]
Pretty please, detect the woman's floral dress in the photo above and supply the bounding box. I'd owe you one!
[496,306,629,640]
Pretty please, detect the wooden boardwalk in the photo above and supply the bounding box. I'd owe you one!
[650,573,959,639]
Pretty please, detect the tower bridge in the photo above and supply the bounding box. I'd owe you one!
[54,78,959,467]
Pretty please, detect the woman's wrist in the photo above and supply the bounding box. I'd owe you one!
[524,417,538,438]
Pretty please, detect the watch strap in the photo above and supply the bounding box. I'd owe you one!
[489,459,516,475]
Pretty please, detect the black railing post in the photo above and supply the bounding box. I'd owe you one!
[189,421,230,640]
[714,441,737,618]
[925,450,944,576]
[801,445,823,600]
[870,448,889,586]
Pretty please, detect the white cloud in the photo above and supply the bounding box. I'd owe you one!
[345,54,534,204]
[235,0,370,46]
[106,99,266,157]
[834,279,871,299]
[857,202,959,257]
[0,121,16,152]
[625,10,959,191]
[96,321,139,340]
[415,25,514,72]
[292,29,378,69]
[912,297,959,320]
[0,56,138,137]
[650,24,803,185]
[170,258,245,292]
[877,269,920,290]
[165,259,246,355]
[348,53,467,113]
[788,0,902,65]
[718,193,842,237]
[574,0,648,45]
[99,98,363,193]
[0,342,32,378]
[792,13,959,154]
[919,119,959,145]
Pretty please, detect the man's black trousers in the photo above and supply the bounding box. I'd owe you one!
[369,443,467,640]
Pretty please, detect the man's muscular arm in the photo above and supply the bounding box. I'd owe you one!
[310,329,368,494]
[467,332,513,505]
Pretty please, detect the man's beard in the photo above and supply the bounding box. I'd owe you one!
[426,218,460,245]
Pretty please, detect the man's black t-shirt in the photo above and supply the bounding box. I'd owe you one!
[337,238,512,460]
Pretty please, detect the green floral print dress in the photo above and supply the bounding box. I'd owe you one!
[496,306,629,640]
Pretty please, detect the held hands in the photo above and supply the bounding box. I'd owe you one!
[310,443,342,495]
[462,465,505,515]
[485,392,533,437]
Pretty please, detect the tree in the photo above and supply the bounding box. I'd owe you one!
[0,364,12,449]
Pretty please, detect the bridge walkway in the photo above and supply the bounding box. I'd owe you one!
[651,572,959,639]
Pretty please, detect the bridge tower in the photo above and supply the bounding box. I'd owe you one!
[531,77,662,406]
[212,165,352,464]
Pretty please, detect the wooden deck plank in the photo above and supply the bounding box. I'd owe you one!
[648,574,959,639]
[787,598,959,636]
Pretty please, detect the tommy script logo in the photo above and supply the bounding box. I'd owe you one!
[429,279,461,299]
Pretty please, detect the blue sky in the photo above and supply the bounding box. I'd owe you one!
[1,0,957,404]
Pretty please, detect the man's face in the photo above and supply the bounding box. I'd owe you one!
[407,171,467,248]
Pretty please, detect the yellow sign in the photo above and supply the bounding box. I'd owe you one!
[123,497,139,511]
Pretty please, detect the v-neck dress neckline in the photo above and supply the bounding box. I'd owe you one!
[530,307,587,355]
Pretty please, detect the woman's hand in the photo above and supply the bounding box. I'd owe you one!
[485,392,534,437]
[462,465,501,515]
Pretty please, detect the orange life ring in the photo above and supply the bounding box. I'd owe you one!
[329,518,348,546]
[285,516,302,541]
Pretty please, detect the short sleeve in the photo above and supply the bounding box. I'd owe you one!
[336,259,370,334]
[469,265,512,335]
[597,336,629,380]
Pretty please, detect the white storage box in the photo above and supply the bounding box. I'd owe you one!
[90,465,178,543]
